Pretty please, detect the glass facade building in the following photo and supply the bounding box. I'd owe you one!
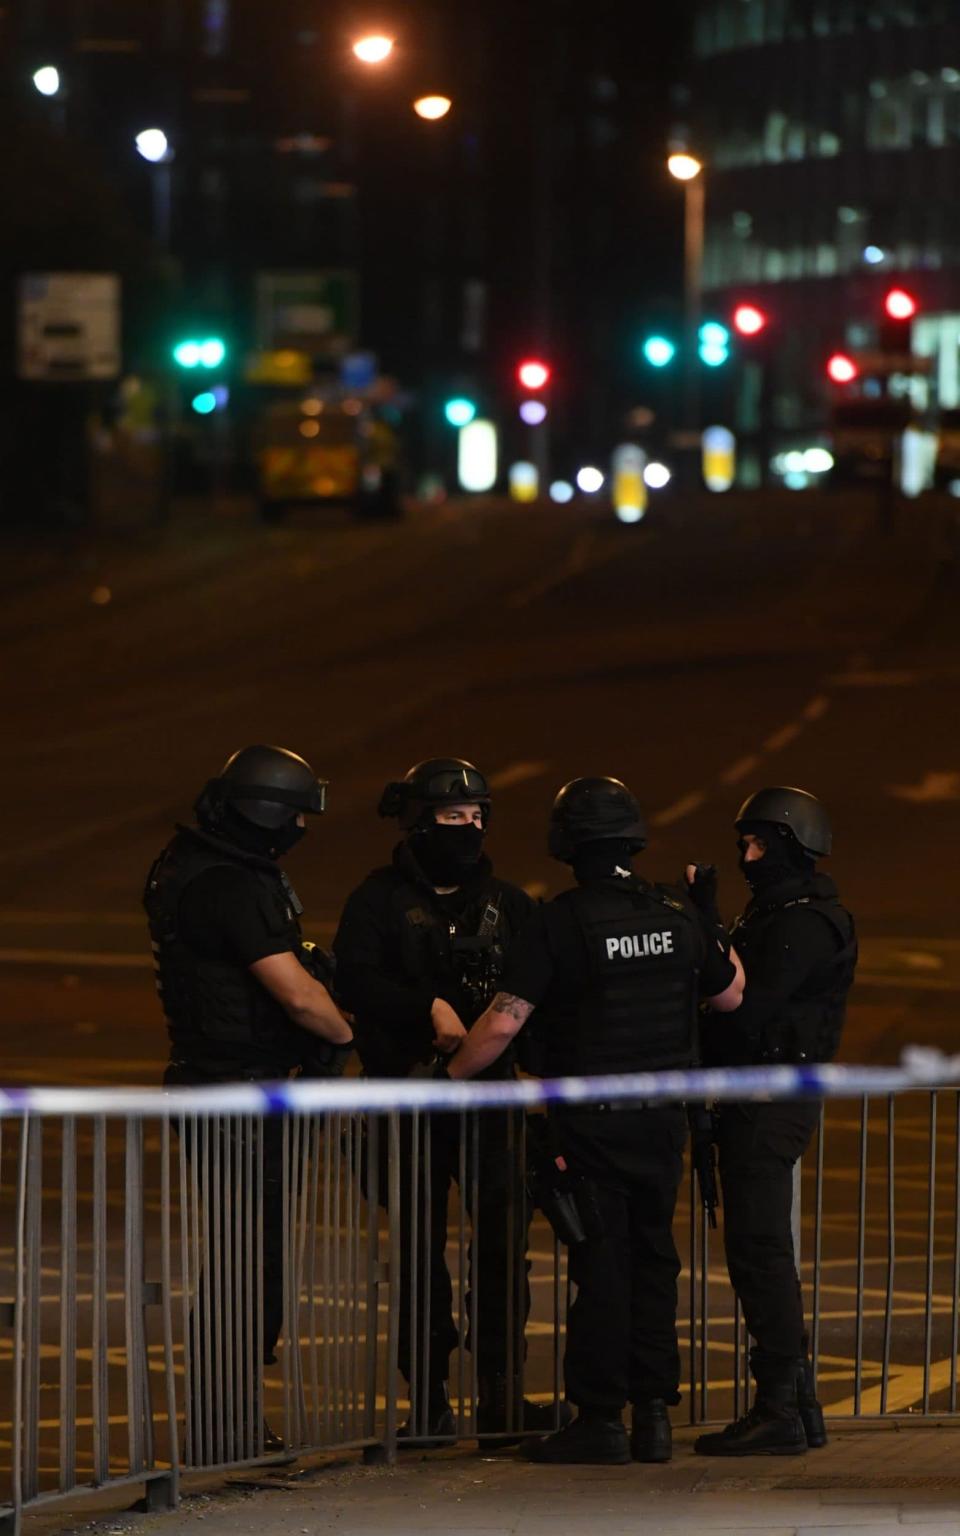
[689,0,960,430]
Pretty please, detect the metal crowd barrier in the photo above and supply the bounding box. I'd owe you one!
[3,1054,960,1533]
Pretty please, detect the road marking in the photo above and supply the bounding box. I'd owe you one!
[0,948,152,968]
[763,721,803,752]
[803,694,831,721]
[720,754,760,786]
[828,669,919,687]
[505,528,624,609]
[888,771,960,803]
[488,760,550,790]
[650,791,706,828]
[0,801,172,867]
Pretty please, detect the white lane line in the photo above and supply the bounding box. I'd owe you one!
[720,754,760,786]
[650,791,706,829]
[803,694,831,721]
[763,721,802,752]
[506,528,622,610]
[0,948,152,968]
[488,760,551,791]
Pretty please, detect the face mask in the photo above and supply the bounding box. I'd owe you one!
[415,823,485,884]
[738,823,810,890]
[220,804,305,859]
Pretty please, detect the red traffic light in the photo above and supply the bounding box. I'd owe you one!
[884,287,917,321]
[733,303,767,337]
[826,352,859,385]
[517,358,550,390]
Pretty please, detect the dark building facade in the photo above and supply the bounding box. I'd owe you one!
[2,0,686,516]
[688,0,960,470]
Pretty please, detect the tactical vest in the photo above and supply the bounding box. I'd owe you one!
[545,880,703,1078]
[391,880,507,1024]
[730,893,857,1064]
[143,827,305,1075]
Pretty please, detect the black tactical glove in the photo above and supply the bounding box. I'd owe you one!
[684,864,730,954]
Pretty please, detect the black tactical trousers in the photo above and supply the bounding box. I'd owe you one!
[558,1105,687,1413]
[381,1110,531,1396]
[716,1099,821,1371]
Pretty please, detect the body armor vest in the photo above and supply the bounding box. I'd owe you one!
[730,891,857,1064]
[545,879,703,1078]
[392,880,507,1025]
[144,826,305,1075]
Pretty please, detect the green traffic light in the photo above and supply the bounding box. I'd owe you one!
[173,336,227,369]
[191,391,217,415]
[444,397,477,427]
[642,336,676,368]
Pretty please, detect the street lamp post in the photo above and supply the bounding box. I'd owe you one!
[667,152,705,453]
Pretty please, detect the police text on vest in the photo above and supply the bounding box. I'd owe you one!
[606,932,674,959]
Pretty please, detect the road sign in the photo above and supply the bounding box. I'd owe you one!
[255,270,358,362]
[18,272,121,381]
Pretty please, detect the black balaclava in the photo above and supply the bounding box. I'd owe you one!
[738,819,814,893]
[572,837,637,883]
[217,803,306,860]
[413,822,485,886]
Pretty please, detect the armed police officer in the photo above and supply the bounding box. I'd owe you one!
[448,777,744,1465]
[334,757,552,1441]
[691,787,856,1458]
[145,745,353,1455]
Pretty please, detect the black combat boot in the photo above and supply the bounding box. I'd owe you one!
[477,1374,573,1447]
[694,1369,807,1457]
[526,1408,631,1465]
[631,1398,672,1463]
[796,1356,827,1449]
[398,1384,456,1448]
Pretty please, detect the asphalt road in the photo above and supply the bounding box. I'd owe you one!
[3,490,960,1504]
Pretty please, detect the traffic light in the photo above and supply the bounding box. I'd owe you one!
[173,336,227,369]
[826,353,858,384]
[732,303,767,337]
[884,288,917,321]
[517,358,550,390]
[444,396,477,427]
[642,335,676,368]
[191,385,229,415]
[698,321,730,367]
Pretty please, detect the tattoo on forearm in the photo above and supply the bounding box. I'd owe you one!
[491,992,534,1024]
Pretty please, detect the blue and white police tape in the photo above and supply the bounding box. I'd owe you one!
[0,1049,958,1117]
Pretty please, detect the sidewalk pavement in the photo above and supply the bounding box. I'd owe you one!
[30,1425,960,1536]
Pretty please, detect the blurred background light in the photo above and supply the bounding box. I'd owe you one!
[444,397,477,427]
[458,418,498,492]
[549,480,574,503]
[509,461,538,502]
[643,461,671,489]
[667,152,702,181]
[32,65,60,96]
[576,466,604,493]
[135,127,170,162]
[642,335,675,368]
[519,399,548,425]
[414,95,452,120]
[353,35,394,64]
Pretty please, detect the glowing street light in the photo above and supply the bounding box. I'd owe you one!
[135,127,170,163]
[884,287,917,321]
[733,303,767,337]
[353,34,394,65]
[414,94,452,121]
[667,152,702,182]
[32,65,60,97]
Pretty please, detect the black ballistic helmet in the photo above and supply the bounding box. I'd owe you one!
[378,757,492,832]
[735,786,832,858]
[548,777,648,863]
[203,745,328,830]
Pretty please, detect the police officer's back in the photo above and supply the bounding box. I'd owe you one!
[693,786,856,1458]
[449,777,744,1465]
